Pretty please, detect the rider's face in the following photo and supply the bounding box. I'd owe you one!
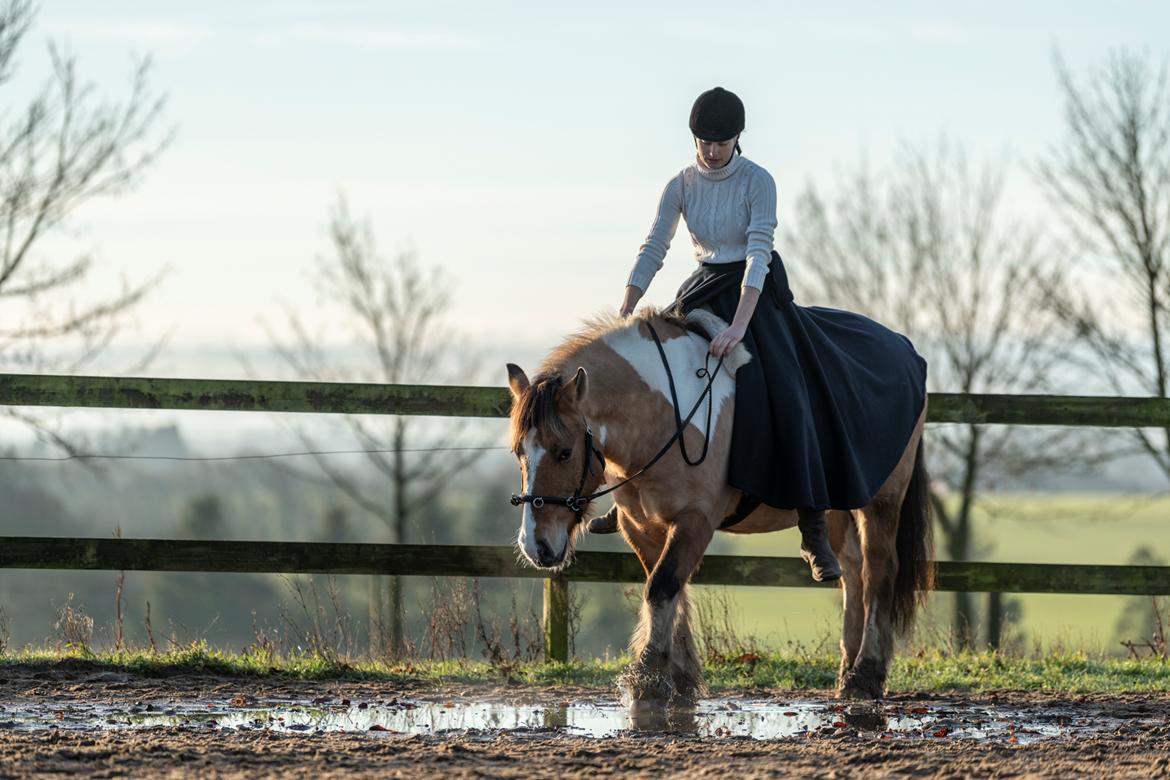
[695,136,737,169]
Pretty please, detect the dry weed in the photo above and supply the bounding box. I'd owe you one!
[1120,597,1169,660]
[53,594,94,652]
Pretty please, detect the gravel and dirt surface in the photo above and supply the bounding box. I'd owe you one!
[1,660,1168,778]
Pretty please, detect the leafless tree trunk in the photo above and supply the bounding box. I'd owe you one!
[269,198,489,658]
[0,0,170,453]
[1038,48,1170,475]
[787,139,1075,648]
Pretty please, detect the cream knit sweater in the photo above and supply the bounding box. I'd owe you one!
[627,153,778,292]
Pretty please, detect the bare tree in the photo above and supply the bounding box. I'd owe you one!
[786,139,1073,648]
[0,0,169,453]
[269,197,488,657]
[1038,48,1170,475]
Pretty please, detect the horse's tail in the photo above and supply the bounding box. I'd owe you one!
[891,438,935,633]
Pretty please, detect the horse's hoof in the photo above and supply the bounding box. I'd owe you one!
[667,669,706,705]
[839,684,882,701]
[838,658,887,700]
[838,673,885,701]
[617,663,674,706]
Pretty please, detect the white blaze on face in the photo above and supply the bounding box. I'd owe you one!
[518,430,546,563]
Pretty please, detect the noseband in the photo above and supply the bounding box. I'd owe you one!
[510,321,725,523]
[510,427,607,521]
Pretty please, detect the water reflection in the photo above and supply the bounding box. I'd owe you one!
[841,703,888,732]
[0,697,1134,744]
[626,700,697,732]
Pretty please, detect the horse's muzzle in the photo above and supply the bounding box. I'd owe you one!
[535,538,563,568]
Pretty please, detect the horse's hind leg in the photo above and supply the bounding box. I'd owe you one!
[840,497,900,700]
[836,513,865,690]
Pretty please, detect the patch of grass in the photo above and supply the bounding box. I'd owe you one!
[3,646,1167,693]
[704,653,839,690]
[892,649,1170,693]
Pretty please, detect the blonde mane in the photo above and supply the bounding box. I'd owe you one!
[509,310,685,452]
[534,308,688,377]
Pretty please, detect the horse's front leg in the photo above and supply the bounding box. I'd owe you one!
[622,513,713,705]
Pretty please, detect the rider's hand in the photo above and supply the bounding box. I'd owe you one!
[709,322,746,357]
[619,285,643,317]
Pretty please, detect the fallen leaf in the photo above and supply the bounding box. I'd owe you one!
[783,712,798,717]
[932,728,949,738]
[368,724,388,732]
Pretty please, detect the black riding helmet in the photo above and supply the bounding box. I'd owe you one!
[689,87,745,143]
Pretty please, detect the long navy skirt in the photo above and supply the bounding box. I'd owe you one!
[673,253,927,511]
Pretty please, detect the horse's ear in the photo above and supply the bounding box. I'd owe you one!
[565,366,588,404]
[506,363,529,400]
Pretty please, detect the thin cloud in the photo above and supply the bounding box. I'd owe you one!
[907,22,972,43]
[254,24,473,52]
[42,19,213,47]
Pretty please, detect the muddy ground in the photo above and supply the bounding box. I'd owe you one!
[0,661,1168,778]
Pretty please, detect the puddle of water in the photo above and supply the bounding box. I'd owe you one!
[0,697,1144,744]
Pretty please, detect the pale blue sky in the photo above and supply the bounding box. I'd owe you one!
[23,1,1170,375]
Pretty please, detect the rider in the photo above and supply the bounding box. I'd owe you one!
[617,86,842,582]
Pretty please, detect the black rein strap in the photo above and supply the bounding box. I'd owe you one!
[511,321,726,522]
[646,320,717,466]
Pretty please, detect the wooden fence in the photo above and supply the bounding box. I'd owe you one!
[2,372,1170,661]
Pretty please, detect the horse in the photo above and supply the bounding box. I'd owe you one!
[505,308,933,704]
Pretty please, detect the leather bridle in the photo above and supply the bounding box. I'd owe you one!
[510,425,608,520]
[510,321,726,523]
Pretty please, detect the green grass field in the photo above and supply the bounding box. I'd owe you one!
[4,646,1167,693]
[577,493,1170,654]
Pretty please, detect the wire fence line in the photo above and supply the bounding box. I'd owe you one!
[0,445,509,463]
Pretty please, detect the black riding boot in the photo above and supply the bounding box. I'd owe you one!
[585,505,620,534]
[797,509,842,582]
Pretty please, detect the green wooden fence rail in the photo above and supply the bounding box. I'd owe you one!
[5,372,1170,427]
[2,537,1166,596]
[3,371,1170,661]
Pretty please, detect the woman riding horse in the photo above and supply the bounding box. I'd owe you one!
[617,86,926,582]
[506,87,931,703]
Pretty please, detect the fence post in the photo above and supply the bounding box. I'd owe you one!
[543,574,569,663]
[987,591,1003,650]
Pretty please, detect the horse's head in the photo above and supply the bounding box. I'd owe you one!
[506,362,605,568]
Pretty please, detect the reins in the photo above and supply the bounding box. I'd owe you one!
[510,320,726,522]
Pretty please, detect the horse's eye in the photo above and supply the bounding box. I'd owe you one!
[557,448,572,463]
